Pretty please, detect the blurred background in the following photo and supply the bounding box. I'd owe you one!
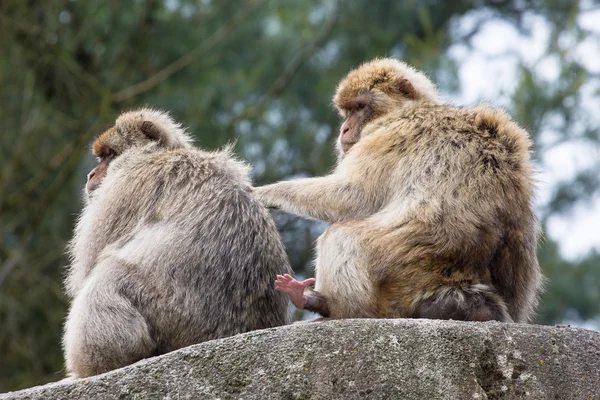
[1,0,599,392]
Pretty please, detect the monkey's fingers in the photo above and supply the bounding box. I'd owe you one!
[299,278,316,287]
[275,275,314,288]
[275,274,294,284]
[275,276,301,291]
[274,279,294,290]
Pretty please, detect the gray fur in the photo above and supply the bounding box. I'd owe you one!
[63,108,291,378]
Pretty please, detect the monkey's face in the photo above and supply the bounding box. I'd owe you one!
[335,83,419,157]
[333,58,441,158]
[336,85,413,156]
[86,145,115,194]
[86,120,164,195]
[86,126,119,194]
[337,93,375,154]
[85,108,192,196]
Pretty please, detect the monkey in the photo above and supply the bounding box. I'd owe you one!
[63,108,292,379]
[255,58,543,323]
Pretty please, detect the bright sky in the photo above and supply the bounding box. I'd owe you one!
[447,6,600,261]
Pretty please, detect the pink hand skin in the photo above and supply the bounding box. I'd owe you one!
[275,274,330,317]
[275,274,316,308]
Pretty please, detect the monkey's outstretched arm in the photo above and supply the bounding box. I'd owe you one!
[275,274,330,317]
[254,175,376,223]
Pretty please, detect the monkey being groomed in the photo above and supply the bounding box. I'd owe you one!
[255,58,543,323]
[63,108,292,379]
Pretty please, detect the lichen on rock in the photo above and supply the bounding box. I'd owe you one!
[1,319,599,400]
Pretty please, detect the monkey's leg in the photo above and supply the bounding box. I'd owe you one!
[63,263,156,378]
[255,176,377,223]
[275,274,330,317]
[415,284,513,322]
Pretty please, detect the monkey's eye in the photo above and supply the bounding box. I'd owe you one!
[103,148,117,159]
[355,102,366,111]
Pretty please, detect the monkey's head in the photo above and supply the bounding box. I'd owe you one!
[87,108,192,194]
[333,58,441,155]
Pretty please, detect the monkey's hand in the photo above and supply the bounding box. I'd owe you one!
[253,186,281,210]
[275,274,316,309]
[253,176,372,223]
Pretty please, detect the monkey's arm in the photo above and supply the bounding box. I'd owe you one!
[254,175,376,223]
[275,274,330,317]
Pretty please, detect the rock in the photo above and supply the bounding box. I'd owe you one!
[1,319,599,399]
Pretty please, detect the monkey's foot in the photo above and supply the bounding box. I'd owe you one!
[275,274,316,309]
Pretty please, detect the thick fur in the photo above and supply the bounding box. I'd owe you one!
[256,59,542,323]
[64,108,291,378]
[334,58,442,107]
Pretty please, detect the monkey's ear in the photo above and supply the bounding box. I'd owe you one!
[140,121,162,141]
[397,78,418,100]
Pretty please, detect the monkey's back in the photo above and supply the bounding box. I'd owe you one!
[81,147,291,351]
[346,104,542,322]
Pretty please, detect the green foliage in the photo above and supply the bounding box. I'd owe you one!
[1,0,598,392]
[538,238,600,324]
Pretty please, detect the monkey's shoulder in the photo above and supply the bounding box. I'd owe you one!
[467,104,533,154]
[431,104,531,147]
[117,146,251,185]
[367,103,531,155]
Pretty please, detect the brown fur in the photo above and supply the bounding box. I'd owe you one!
[256,58,542,323]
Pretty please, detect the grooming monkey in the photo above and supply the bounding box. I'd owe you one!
[63,108,291,378]
[256,58,542,323]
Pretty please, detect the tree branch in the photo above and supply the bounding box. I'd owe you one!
[259,2,341,102]
[112,0,267,103]
[225,1,341,136]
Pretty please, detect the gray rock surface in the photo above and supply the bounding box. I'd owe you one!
[2,319,599,399]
